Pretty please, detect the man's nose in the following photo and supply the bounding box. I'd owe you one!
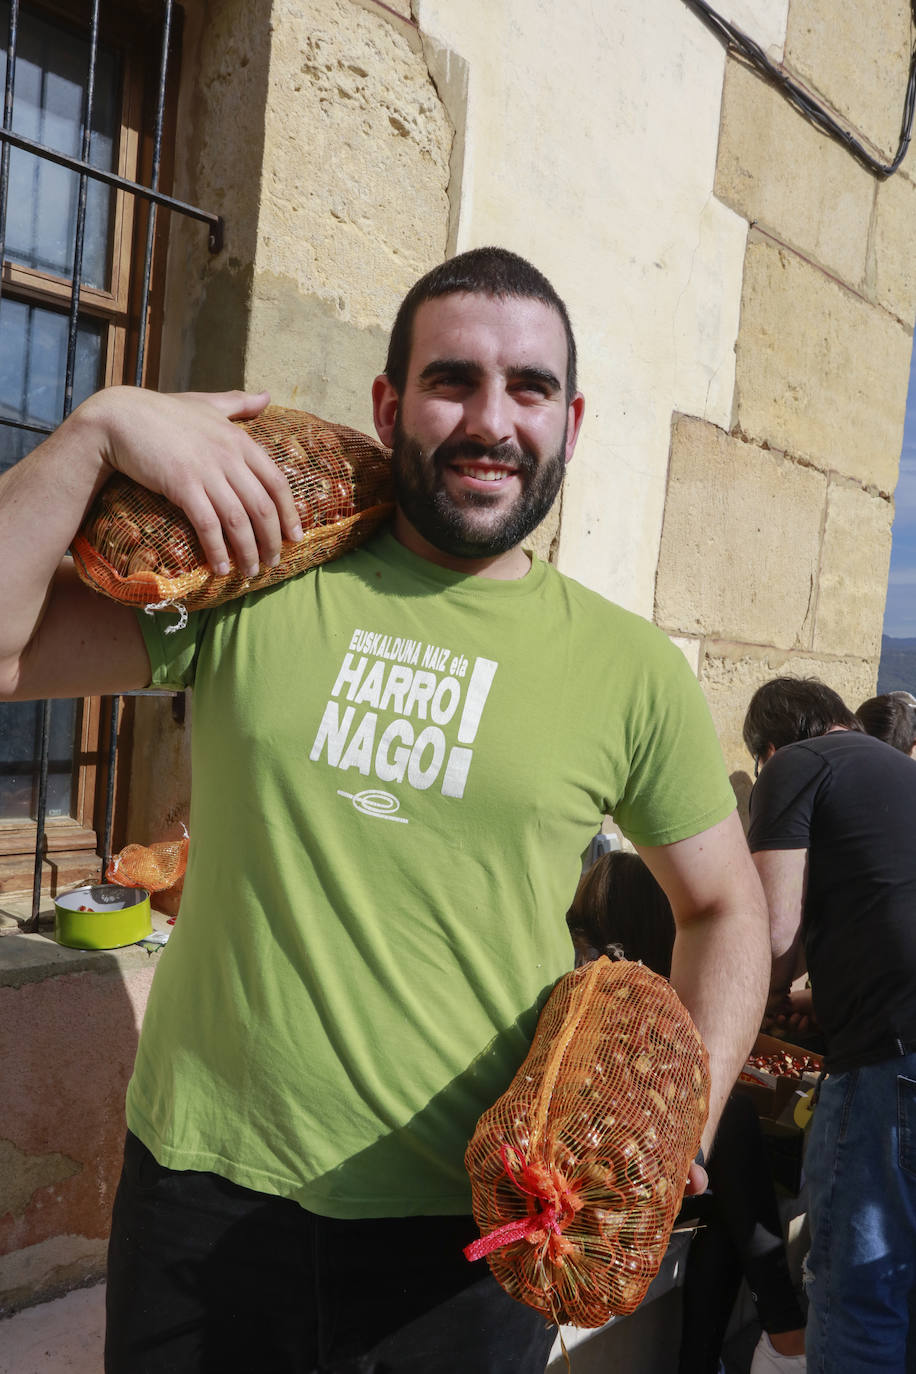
[463,382,513,448]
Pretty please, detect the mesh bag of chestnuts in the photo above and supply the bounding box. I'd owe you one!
[463,956,709,1328]
[106,832,189,893]
[72,406,394,618]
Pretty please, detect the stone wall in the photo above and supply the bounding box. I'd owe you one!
[654,0,916,801]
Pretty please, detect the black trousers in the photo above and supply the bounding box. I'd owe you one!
[677,1092,807,1373]
[105,1132,556,1374]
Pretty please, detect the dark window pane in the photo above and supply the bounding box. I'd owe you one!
[0,295,103,474]
[0,2,120,287]
[0,698,78,820]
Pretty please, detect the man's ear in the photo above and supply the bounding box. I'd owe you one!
[372,375,399,447]
[564,392,586,465]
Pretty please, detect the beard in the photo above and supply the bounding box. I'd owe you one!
[391,414,568,559]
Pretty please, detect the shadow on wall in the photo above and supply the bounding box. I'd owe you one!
[0,939,149,1315]
[731,770,754,830]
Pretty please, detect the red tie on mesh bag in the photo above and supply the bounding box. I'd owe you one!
[463,956,709,1328]
[72,406,394,624]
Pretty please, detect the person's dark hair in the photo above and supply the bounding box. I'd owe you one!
[855,692,916,755]
[742,676,862,760]
[566,850,675,979]
[384,246,578,400]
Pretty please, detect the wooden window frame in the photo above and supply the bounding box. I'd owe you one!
[0,0,179,878]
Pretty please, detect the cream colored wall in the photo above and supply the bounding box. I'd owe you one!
[415,0,761,619]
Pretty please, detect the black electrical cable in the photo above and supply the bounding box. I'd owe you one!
[683,0,916,178]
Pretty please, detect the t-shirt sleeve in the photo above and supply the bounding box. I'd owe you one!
[611,630,736,847]
[746,744,825,852]
[135,605,210,690]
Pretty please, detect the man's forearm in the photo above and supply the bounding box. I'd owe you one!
[669,901,770,1156]
[0,405,111,677]
[637,812,771,1158]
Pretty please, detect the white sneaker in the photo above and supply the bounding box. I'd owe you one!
[749,1331,807,1373]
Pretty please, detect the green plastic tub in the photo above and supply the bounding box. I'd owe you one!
[54,883,152,950]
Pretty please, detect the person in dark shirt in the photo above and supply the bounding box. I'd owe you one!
[855,690,916,756]
[743,676,916,1374]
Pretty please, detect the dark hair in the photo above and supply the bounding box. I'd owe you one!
[855,692,916,755]
[742,676,862,759]
[384,246,578,400]
[566,850,675,979]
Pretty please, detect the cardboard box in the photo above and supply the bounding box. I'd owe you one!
[734,1033,824,1195]
[735,1033,823,1120]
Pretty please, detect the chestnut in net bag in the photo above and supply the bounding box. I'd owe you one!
[463,956,709,1328]
[72,406,393,619]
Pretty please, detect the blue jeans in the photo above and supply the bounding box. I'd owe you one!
[804,1056,916,1373]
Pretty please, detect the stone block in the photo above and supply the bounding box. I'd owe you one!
[734,236,911,490]
[716,59,874,289]
[655,416,825,647]
[785,0,912,167]
[259,0,452,330]
[869,170,916,327]
[699,645,878,817]
[245,277,388,433]
[672,194,746,431]
[813,482,894,660]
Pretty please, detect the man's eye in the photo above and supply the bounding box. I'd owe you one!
[432,373,471,390]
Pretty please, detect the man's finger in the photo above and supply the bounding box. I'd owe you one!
[176,389,271,421]
[242,440,304,544]
[178,490,232,576]
[684,1160,709,1196]
[225,467,285,573]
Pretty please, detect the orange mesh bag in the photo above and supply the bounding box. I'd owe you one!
[72,406,394,620]
[463,956,709,1328]
[105,832,189,892]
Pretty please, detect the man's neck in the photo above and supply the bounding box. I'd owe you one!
[391,511,533,581]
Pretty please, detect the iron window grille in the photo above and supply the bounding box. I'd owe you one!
[0,0,223,929]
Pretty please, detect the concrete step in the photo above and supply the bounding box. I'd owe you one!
[0,1283,104,1374]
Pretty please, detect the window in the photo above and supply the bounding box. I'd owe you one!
[0,0,216,913]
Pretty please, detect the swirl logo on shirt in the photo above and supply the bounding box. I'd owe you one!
[310,628,497,806]
[336,788,408,823]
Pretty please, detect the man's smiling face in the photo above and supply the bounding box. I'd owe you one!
[372,292,584,574]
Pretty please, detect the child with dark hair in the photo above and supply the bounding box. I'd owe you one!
[568,850,806,1374]
[855,690,916,756]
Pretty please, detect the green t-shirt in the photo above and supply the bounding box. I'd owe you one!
[127,529,734,1218]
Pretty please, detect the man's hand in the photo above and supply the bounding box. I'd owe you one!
[684,1159,709,1197]
[74,387,304,577]
[764,986,817,1038]
[0,385,303,703]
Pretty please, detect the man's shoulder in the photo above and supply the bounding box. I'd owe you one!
[542,563,675,644]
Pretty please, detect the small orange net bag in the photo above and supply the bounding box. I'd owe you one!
[72,406,394,616]
[463,956,709,1328]
[105,834,189,893]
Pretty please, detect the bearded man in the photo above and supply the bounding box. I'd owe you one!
[0,247,768,1374]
